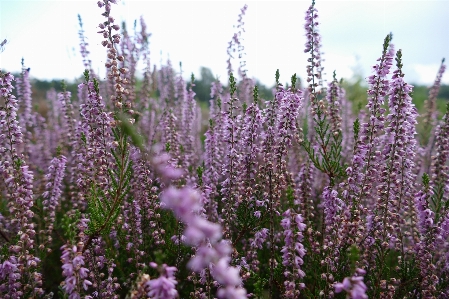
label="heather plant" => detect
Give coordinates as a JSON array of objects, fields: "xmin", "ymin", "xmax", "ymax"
[{"xmin": 0, "ymin": 0, "xmax": 448, "ymax": 298}]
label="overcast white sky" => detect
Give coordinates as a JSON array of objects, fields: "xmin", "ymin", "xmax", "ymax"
[{"xmin": 0, "ymin": 0, "xmax": 448, "ymax": 87}]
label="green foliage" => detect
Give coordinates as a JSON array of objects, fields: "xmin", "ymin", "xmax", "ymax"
[
  {"xmin": 422, "ymin": 172, "xmax": 430, "ymax": 187},
  {"xmin": 250, "ymin": 270, "xmax": 269, "ymax": 299},
  {"xmin": 83, "ymin": 69, "xmax": 90, "ymax": 83},
  {"xmin": 118, "ymin": 113, "xmax": 144, "ymax": 148},
  {"xmin": 301, "ymin": 72, "xmax": 347, "ymax": 187},
  {"xmin": 165, "ymin": 142, "xmax": 171, "ymax": 153},
  {"xmin": 85, "ymin": 129, "xmax": 132, "ymax": 242},
  {"xmin": 383, "ymin": 32, "xmax": 392, "ymax": 53},
  {"xmin": 13, "ymin": 156, "xmax": 24, "ymax": 168},
  {"xmin": 56, "ymin": 145, "xmax": 62, "ymax": 156},
  {"xmin": 429, "ymin": 103, "xmax": 449, "ymax": 223},
  {"xmin": 93, "ymin": 77, "xmax": 100, "ymax": 94},
  {"xmin": 432, "ymin": 179, "xmax": 449, "ymax": 224},
  {"xmin": 256, "ymin": 81, "xmax": 275, "ymax": 103},
  {"xmin": 61, "ymin": 79, "xmax": 67, "ymax": 92},
  {"xmin": 347, "ymin": 244, "xmax": 360, "ymax": 274},
  {"xmin": 60, "ymin": 211, "xmax": 81, "ymax": 244},
  {"xmin": 235, "ymin": 201, "xmax": 265, "ymax": 238},
  {"xmin": 291, "ymin": 73, "xmax": 297, "ymax": 92},
  {"xmin": 395, "ymin": 253, "xmax": 420, "ymax": 298},
  {"xmin": 341, "ymin": 77, "xmax": 367, "ymax": 114},
  {"xmin": 253, "ymin": 85, "xmax": 259, "ymax": 105},
  {"xmin": 196, "ymin": 165, "xmax": 204, "ymax": 186},
  {"xmin": 86, "ymin": 185, "xmax": 110, "ymax": 235},
  {"xmin": 395, "ymin": 49, "xmax": 403, "ymax": 71},
  {"xmin": 216, "ymin": 95, "xmax": 222, "ymax": 109},
  {"xmin": 230, "ymin": 72, "xmax": 237, "ymax": 97},
  {"xmin": 58, "ymin": 286, "xmax": 69, "ymax": 299},
  {"xmin": 301, "ymin": 111, "xmax": 347, "ymax": 187},
  {"xmin": 285, "ymin": 185, "xmax": 295, "ymax": 208},
  {"xmin": 191, "ymin": 67, "xmax": 215, "ymax": 103},
  {"xmin": 353, "ymin": 118, "xmax": 360, "ymax": 142},
  {"xmin": 80, "ymin": 132, "xmax": 87, "ymax": 145}
]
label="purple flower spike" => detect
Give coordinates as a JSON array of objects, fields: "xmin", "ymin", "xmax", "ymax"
[
  {"xmin": 41, "ymin": 154, "xmax": 67, "ymax": 246},
  {"xmin": 61, "ymin": 243, "xmax": 91, "ymax": 298},
  {"xmin": 281, "ymin": 208, "xmax": 306, "ymax": 298},
  {"xmin": 159, "ymin": 184, "xmax": 246, "ymax": 298}
]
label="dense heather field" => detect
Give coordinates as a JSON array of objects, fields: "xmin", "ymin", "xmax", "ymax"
[{"xmin": 1, "ymin": 0, "xmax": 448, "ymax": 298}]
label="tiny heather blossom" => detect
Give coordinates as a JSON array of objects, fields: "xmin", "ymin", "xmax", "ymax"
[
  {"xmin": 334, "ymin": 269, "xmax": 368, "ymax": 299},
  {"xmin": 160, "ymin": 186, "xmax": 202, "ymax": 221},
  {"xmin": 251, "ymin": 228, "xmax": 269, "ymax": 249},
  {"xmin": 146, "ymin": 264, "xmax": 178, "ymax": 299}
]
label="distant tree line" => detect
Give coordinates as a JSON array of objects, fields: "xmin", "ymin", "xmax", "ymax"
[
  {"xmin": 189, "ymin": 67, "xmax": 275, "ymax": 103},
  {"xmin": 7, "ymin": 67, "xmax": 449, "ymax": 114}
]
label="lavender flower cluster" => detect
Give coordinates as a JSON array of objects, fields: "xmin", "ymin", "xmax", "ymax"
[{"xmin": 0, "ymin": 0, "xmax": 448, "ymax": 298}]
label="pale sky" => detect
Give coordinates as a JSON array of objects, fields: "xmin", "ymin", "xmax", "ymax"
[{"xmin": 0, "ymin": 0, "xmax": 448, "ymax": 88}]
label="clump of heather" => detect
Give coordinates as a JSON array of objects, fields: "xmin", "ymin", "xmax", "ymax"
[
  {"xmin": 1, "ymin": 0, "xmax": 448, "ymax": 298},
  {"xmin": 0, "ymin": 74, "xmax": 45, "ymax": 298}
]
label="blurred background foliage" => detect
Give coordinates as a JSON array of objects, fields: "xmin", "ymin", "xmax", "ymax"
[{"xmin": 7, "ymin": 66, "xmax": 449, "ymax": 124}]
